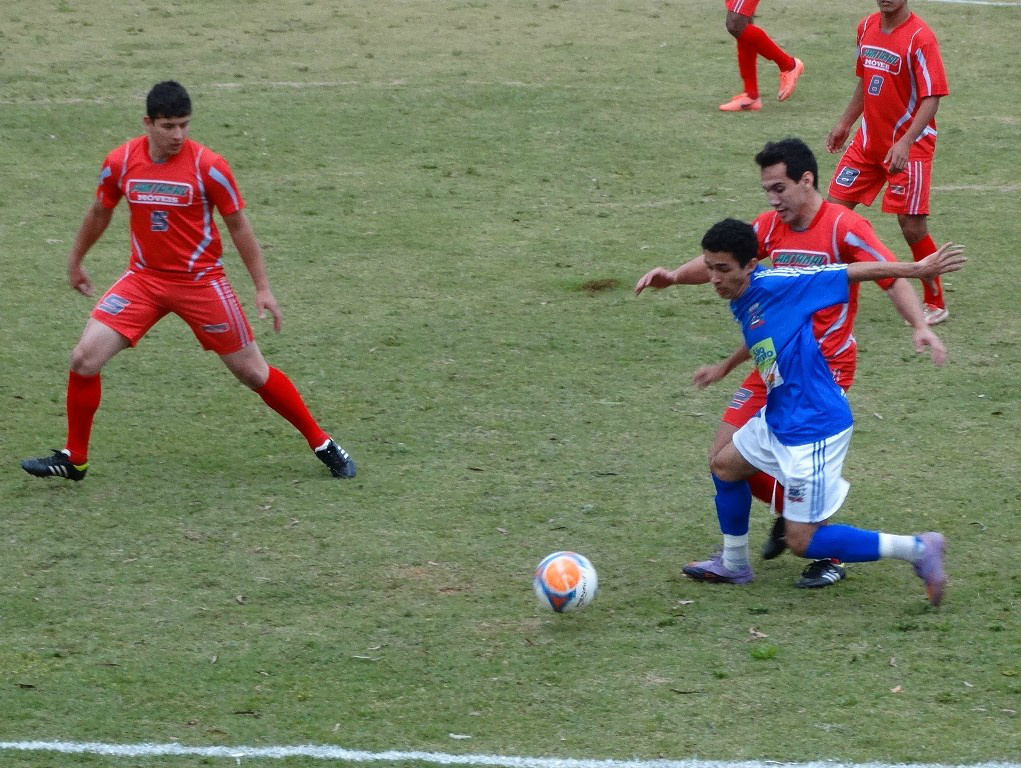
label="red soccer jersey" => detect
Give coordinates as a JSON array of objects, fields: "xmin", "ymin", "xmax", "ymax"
[
  {"xmin": 752, "ymin": 201, "xmax": 899, "ymax": 385},
  {"xmin": 96, "ymin": 136, "xmax": 245, "ymax": 277},
  {"xmin": 852, "ymin": 12, "xmax": 949, "ymax": 160}
]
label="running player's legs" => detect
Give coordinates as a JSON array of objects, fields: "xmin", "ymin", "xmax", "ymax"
[{"xmin": 827, "ymin": 142, "xmax": 886, "ymax": 207}]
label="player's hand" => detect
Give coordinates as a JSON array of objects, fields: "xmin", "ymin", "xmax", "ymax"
[
  {"xmin": 634, "ymin": 267, "xmax": 675, "ymax": 295},
  {"xmin": 825, "ymin": 125, "xmax": 850, "ymax": 154},
  {"xmin": 917, "ymin": 242, "xmax": 966, "ymax": 282},
  {"xmin": 256, "ymin": 288, "xmax": 283, "ymax": 333},
  {"xmin": 68, "ymin": 263, "xmax": 95, "ymax": 296},
  {"xmin": 913, "ymin": 326, "xmax": 947, "ymax": 367},
  {"xmin": 884, "ymin": 139, "xmax": 911, "ymax": 173},
  {"xmin": 692, "ymin": 362, "xmax": 729, "ymax": 390}
]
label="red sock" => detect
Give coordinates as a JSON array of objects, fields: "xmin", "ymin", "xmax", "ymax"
[
  {"xmin": 255, "ymin": 366, "xmax": 330, "ymax": 449},
  {"xmin": 736, "ymin": 37, "xmax": 759, "ymax": 99},
  {"xmin": 65, "ymin": 370, "xmax": 101, "ymax": 465},
  {"xmin": 910, "ymin": 235, "xmax": 944, "ymax": 307},
  {"xmin": 739, "ymin": 25, "xmax": 796, "ymax": 71},
  {"xmin": 747, "ymin": 471, "xmax": 785, "ymax": 514}
]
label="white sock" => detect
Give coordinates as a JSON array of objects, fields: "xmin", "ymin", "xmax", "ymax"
[
  {"xmin": 722, "ymin": 534, "xmax": 750, "ymax": 572},
  {"xmin": 878, "ymin": 533, "xmax": 923, "ymax": 562}
]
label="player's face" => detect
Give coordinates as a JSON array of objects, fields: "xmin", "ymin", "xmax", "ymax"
[
  {"xmin": 877, "ymin": 0, "xmax": 908, "ymax": 15},
  {"xmin": 704, "ymin": 250, "xmax": 757, "ymax": 300},
  {"xmin": 143, "ymin": 115, "xmax": 191, "ymax": 161},
  {"xmin": 761, "ymin": 163, "xmax": 814, "ymax": 227}
]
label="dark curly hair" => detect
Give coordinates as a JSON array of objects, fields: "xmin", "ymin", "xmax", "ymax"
[
  {"xmin": 701, "ymin": 218, "xmax": 759, "ymax": 267},
  {"xmin": 754, "ymin": 137, "xmax": 818, "ymax": 189}
]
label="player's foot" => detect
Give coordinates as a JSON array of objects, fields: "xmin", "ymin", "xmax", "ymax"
[
  {"xmin": 923, "ymin": 303, "xmax": 950, "ymax": 326},
  {"xmin": 777, "ymin": 58, "xmax": 804, "ymax": 101},
  {"xmin": 719, "ymin": 93, "xmax": 762, "ymax": 112},
  {"xmin": 21, "ymin": 449, "xmax": 88, "ymax": 481},
  {"xmin": 315, "ymin": 440, "xmax": 357, "ymax": 478},
  {"xmin": 761, "ymin": 515, "xmax": 788, "ymax": 560},
  {"xmin": 683, "ymin": 553, "xmax": 754, "ymax": 584},
  {"xmin": 912, "ymin": 532, "xmax": 947, "ymax": 607},
  {"xmin": 795, "ymin": 559, "xmax": 846, "ymax": 589}
]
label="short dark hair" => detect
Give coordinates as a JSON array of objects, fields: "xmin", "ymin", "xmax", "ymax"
[
  {"xmin": 701, "ymin": 218, "xmax": 759, "ymax": 267},
  {"xmin": 754, "ymin": 137, "xmax": 818, "ymax": 189},
  {"xmin": 146, "ymin": 81, "xmax": 191, "ymax": 119}
]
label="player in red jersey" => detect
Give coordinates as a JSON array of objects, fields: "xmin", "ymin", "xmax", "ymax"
[
  {"xmin": 718, "ymin": 0, "xmax": 804, "ymax": 112},
  {"xmin": 635, "ymin": 138, "xmax": 948, "ymax": 588},
  {"xmin": 826, "ymin": 0, "xmax": 951, "ymax": 325},
  {"xmin": 21, "ymin": 81, "xmax": 356, "ymax": 482}
]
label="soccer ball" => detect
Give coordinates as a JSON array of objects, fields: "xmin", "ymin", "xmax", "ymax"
[{"xmin": 533, "ymin": 551, "xmax": 598, "ymax": 613}]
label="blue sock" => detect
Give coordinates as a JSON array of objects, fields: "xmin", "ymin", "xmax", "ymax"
[
  {"xmin": 804, "ymin": 524, "xmax": 881, "ymax": 562},
  {"xmin": 713, "ymin": 474, "xmax": 751, "ymax": 536}
]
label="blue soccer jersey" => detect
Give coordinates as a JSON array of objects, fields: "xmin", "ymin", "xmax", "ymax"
[{"xmin": 731, "ymin": 265, "xmax": 854, "ymax": 445}]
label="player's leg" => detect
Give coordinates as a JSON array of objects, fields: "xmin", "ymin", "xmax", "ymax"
[
  {"xmin": 179, "ymin": 275, "xmax": 356, "ymax": 478},
  {"xmin": 883, "ymin": 158, "xmax": 948, "ymax": 324},
  {"xmin": 218, "ymin": 341, "xmax": 357, "ymax": 479},
  {"xmin": 720, "ymin": 7, "xmax": 762, "ymax": 111},
  {"xmin": 21, "ymin": 273, "xmax": 148, "ymax": 481},
  {"xmin": 779, "ymin": 428, "xmax": 946, "ymax": 606},
  {"xmin": 723, "ymin": 0, "xmax": 802, "ymax": 102},
  {"xmin": 718, "ymin": 376, "xmax": 790, "ymax": 559},
  {"xmin": 736, "ymin": 25, "xmax": 801, "ymax": 101},
  {"xmin": 683, "ymin": 416, "xmax": 764, "ymax": 585}
]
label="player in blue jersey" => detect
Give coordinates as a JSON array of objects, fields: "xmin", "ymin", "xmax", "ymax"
[{"xmin": 679, "ymin": 218, "xmax": 964, "ymax": 606}]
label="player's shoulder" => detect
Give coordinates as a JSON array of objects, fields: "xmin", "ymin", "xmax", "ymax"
[
  {"xmin": 824, "ymin": 201, "xmax": 868, "ymax": 227},
  {"xmin": 906, "ymin": 13, "xmax": 941, "ymax": 44},
  {"xmin": 182, "ymin": 139, "xmax": 230, "ymax": 170},
  {"xmin": 104, "ymin": 135, "xmax": 144, "ymax": 163},
  {"xmin": 857, "ymin": 13, "xmax": 878, "ymax": 36}
]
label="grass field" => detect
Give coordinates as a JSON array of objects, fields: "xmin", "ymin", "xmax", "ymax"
[{"xmin": 1, "ymin": 1, "xmax": 1019, "ymax": 766}]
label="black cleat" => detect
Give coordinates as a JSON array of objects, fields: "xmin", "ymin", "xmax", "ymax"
[
  {"xmin": 315, "ymin": 440, "xmax": 356, "ymax": 478},
  {"xmin": 22, "ymin": 450, "xmax": 88, "ymax": 481},
  {"xmin": 761, "ymin": 515, "xmax": 787, "ymax": 560},
  {"xmin": 795, "ymin": 559, "xmax": 846, "ymax": 589}
]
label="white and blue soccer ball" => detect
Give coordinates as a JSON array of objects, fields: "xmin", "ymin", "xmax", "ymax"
[{"xmin": 533, "ymin": 551, "xmax": 598, "ymax": 613}]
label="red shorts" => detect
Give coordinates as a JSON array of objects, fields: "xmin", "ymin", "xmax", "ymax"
[
  {"xmin": 828, "ymin": 141, "xmax": 933, "ymax": 216},
  {"xmin": 722, "ymin": 362, "xmax": 855, "ymax": 428},
  {"xmin": 726, "ymin": 0, "xmax": 760, "ymax": 16},
  {"xmin": 92, "ymin": 269, "xmax": 254, "ymax": 355}
]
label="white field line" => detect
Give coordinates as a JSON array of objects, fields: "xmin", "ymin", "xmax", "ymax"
[{"xmin": 0, "ymin": 742, "xmax": 1020, "ymax": 768}]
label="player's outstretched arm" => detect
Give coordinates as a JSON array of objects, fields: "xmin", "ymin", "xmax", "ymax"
[
  {"xmin": 635, "ymin": 254, "xmax": 710, "ymax": 295},
  {"xmin": 847, "ymin": 243, "xmax": 966, "ymax": 284},
  {"xmin": 223, "ymin": 210, "xmax": 283, "ymax": 333},
  {"xmin": 67, "ymin": 200, "xmax": 114, "ymax": 297}
]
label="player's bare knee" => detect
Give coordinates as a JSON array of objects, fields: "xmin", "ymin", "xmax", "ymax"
[
  {"xmin": 898, "ymin": 214, "xmax": 928, "ymax": 244},
  {"xmin": 726, "ymin": 17, "xmax": 746, "ymax": 37},
  {"xmin": 235, "ymin": 367, "xmax": 268, "ymax": 390},
  {"xmin": 783, "ymin": 523, "xmax": 816, "ymax": 557},
  {"xmin": 709, "ymin": 453, "xmax": 742, "ymax": 482},
  {"xmin": 69, "ymin": 345, "xmax": 103, "ymax": 377}
]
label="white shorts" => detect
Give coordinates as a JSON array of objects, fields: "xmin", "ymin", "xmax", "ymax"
[{"xmin": 732, "ymin": 410, "xmax": 852, "ymax": 524}]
